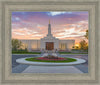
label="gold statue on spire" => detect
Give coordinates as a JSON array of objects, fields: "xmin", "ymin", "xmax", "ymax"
[{"xmin": 49, "ymin": 19, "xmax": 50, "ymax": 24}]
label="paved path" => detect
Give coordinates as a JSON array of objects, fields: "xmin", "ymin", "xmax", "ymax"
[
  {"xmin": 12, "ymin": 54, "xmax": 88, "ymax": 73},
  {"xmin": 22, "ymin": 66, "xmax": 83, "ymax": 73}
]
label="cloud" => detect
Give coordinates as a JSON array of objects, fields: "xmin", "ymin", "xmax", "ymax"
[
  {"xmin": 14, "ymin": 32, "xmax": 25, "ymax": 35},
  {"xmin": 12, "ymin": 12, "xmax": 88, "ymax": 43},
  {"xmin": 15, "ymin": 17, "xmax": 20, "ymax": 21},
  {"xmin": 12, "ymin": 17, "xmax": 21, "ymax": 22},
  {"xmin": 47, "ymin": 12, "xmax": 67, "ymax": 16}
]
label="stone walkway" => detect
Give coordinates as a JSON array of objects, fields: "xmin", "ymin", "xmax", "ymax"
[{"xmin": 22, "ymin": 66, "xmax": 83, "ymax": 73}]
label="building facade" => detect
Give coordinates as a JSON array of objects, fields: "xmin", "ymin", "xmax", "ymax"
[{"xmin": 20, "ymin": 21, "xmax": 75, "ymax": 52}]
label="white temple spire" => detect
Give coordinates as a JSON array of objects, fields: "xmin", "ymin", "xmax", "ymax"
[
  {"xmin": 49, "ymin": 19, "xmax": 50, "ymax": 24},
  {"xmin": 47, "ymin": 19, "xmax": 52, "ymax": 36}
]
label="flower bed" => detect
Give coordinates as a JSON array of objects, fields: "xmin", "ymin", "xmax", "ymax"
[
  {"xmin": 25, "ymin": 57, "xmax": 77, "ymax": 63},
  {"xmin": 37, "ymin": 57, "xmax": 66, "ymax": 61}
]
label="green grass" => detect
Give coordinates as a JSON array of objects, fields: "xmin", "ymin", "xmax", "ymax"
[
  {"xmin": 12, "ymin": 51, "xmax": 87, "ymax": 54},
  {"xmin": 12, "ymin": 51, "xmax": 41, "ymax": 54},
  {"xmin": 59, "ymin": 52, "xmax": 88, "ymax": 54},
  {"xmin": 25, "ymin": 57, "xmax": 77, "ymax": 63}
]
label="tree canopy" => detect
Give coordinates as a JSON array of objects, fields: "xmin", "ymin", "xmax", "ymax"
[
  {"xmin": 84, "ymin": 30, "xmax": 88, "ymax": 39},
  {"xmin": 79, "ymin": 40, "xmax": 88, "ymax": 50},
  {"xmin": 12, "ymin": 39, "xmax": 22, "ymax": 51}
]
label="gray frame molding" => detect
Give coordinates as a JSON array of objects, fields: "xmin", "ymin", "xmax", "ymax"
[{"xmin": 0, "ymin": 0, "xmax": 99, "ymax": 85}]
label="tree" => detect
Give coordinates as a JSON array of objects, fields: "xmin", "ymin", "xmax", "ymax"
[
  {"xmin": 79, "ymin": 40, "xmax": 88, "ymax": 50},
  {"xmin": 12, "ymin": 39, "xmax": 22, "ymax": 51},
  {"xmin": 25, "ymin": 48, "xmax": 28, "ymax": 52},
  {"xmin": 72, "ymin": 46, "xmax": 79, "ymax": 49},
  {"xmin": 84, "ymin": 30, "xmax": 88, "ymax": 39}
]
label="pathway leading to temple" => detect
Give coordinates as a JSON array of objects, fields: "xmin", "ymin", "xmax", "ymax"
[{"xmin": 22, "ymin": 66, "xmax": 83, "ymax": 73}]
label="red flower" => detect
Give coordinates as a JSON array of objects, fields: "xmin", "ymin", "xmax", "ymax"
[{"xmin": 37, "ymin": 57, "xmax": 66, "ymax": 61}]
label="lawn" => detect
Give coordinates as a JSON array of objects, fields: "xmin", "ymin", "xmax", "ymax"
[
  {"xmin": 12, "ymin": 51, "xmax": 87, "ymax": 54},
  {"xmin": 12, "ymin": 51, "xmax": 41, "ymax": 54},
  {"xmin": 59, "ymin": 52, "xmax": 88, "ymax": 54},
  {"xmin": 25, "ymin": 57, "xmax": 77, "ymax": 63}
]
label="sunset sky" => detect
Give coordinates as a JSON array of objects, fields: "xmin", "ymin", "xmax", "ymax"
[{"xmin": 12, "ymin": 11, "xmax": 88, "ymax": 44}]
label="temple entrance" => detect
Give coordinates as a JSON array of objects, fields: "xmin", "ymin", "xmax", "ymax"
[{"xmin": 46, "ymin": 42, "xmax": 54, "ymax": 50}]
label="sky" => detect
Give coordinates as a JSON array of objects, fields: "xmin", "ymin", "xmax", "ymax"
[{"xmin": 12, "ymin": 11, "xmax": 88, "ymax": 44}]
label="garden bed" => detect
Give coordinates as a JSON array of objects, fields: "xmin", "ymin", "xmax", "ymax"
[{"xmin": 25, "ymin": 57, "xmax": 77, "ymax": 63}]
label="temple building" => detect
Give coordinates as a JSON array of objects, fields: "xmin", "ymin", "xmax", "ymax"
[{"xmin": 20, "ymin": 20, "xmax": 75, "ymax": 52}]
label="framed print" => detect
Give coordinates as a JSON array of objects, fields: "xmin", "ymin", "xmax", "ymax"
[
  {"xmin": 0, "ymin": 0, "xmax": 99, "ymax": 85},
  {"xmin": 12, "ymin": 11, "xmax": 89, "ymax": 73}
]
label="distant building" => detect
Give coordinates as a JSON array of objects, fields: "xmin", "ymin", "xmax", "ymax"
[{"xmin": 20, "ymin": 20, "xmax": 75, "ymax": 52}]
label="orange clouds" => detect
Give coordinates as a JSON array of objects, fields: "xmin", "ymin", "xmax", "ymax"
[
  {"xmin": 12, "ymin": 12, "xmax": 88, "ymax": 44},
  {"xmin": 12, "ymin": 20, "xmax": 88, "ymax": 44}
]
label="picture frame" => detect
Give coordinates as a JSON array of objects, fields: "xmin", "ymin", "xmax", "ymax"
[{"xmin": 0, "ymin": 0, "xmax": 99, "ymax": 85}]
